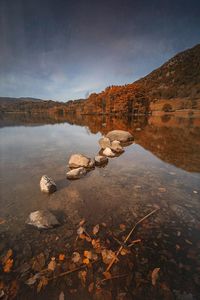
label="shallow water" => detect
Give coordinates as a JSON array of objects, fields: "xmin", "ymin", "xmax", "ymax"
[{"xmin": 0, "ymin": 113, "xmax": 200, "ymax": 299}]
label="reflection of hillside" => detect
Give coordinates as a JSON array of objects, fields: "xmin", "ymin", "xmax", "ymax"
[
  {"xmin": 0, "ymin": 112, "xmax": 68, "ymax": 127},
  {"xmin": 1, "ymin": 112, "xmax": 200, "ymax": 172},
  {"xmin": 64, "ymin": 114, "xmax": 200, "ymax": 173}
]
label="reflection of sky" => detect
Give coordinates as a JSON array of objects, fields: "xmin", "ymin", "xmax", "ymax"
[
  {"xmin": 0, "ymin": 124, "xmax": 101, "ymax": 167},
  {"xmin": 0, "ymin": 0, "xmax": 200, "ymax": 100}
]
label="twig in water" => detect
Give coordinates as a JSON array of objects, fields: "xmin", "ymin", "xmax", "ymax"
[{"xmin": 105, "ymin": 208, "xmax": 160, "ymax": 272}]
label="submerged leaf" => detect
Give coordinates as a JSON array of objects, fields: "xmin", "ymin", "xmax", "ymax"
[
  {"xmin": 83, "ymin": 258, "xmax": 90, "ymax": 265},
  {"xmin": 77, "ymin": 226, "xmax": 84, "ymax": 235},
  {"xmin": 3, "ymin": 258, "xmax": 13, "ymax": 273},
  {"xmin": 48, "ymin": 257, "xmax": 56, "ymax": 271},
  {"xmin": 101, "ymin": 249, "xmax": 116, "ymax": 265},
  {"xmin": 84, "ymin": 251, "xmax": 92, "ymax": 260},
  {"xmin": 78, "ymin": 270, "xmax": 87, "ymax": 286},
  {"xmin": 93, "ymin": 224, "xmax": 100, "ymax": 235},
  {"xmin": 88, "ymin": 282, "xmax": 94, "ymax": 293},
  {"xmin": 59, "ymin": 254, "xmax": 65, "ymax": 261},
  {"xmin": 72, "ymin": 252, "xmax": 81, "ymax": 264},
  {"xmin": 37, "ymin": 276, "xmax": 48, "ymax": 293},
  {"xmin": 103, "ymin": 271, "xmax": 112, "ymax": 279},
  {"xmin": 151, "ymin": 267, "xmax": 160, "ymax": 286}
]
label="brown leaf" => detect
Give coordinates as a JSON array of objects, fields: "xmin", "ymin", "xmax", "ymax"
[
  {"xmin": 71, "ymin": 252, "xmax": 81, "ymax": 264},
  {"xmin": 0, "ymin": 218, "xmax": 6, "ymax": 225},
  {"xmin": 93, "ymin": 224, "xmax": 100, "ymax": 235},
  {"xmin": 3, "ymin": 258, "xmax": 13, "ymax": 273},
  {"xmin": 79, "ymin": 219, "xmax": 85, "ymax": 226},
  {"xmin": 84, "ymin": 250, "xmax": 92, "ymax": 260},
  {"xmin": 103, "ymin": 271, "xmax": 112, "ymax": 279},
  {"xmin": 151, "ymin": 267, "xmax": 160, "ymax": 286},
  {"xmin": 48, "ymin": 257, "xmax": 56, "ymax": 271},
  {"xmin": 119, "ymin": 224, "xmax": 126, "ymax": 231},
  {"xmin": 88, "ymin": 282, "xmax": 94, "ymax": 293},
  {"xmin": 37, "ymin": 276, "xmax": 48, "ymax": 293},
  {"xmin": 32, "ymin": 253, "xmax": 45, "ymax": 272},
  {"xmin": 59, "ymin": 254, "xmax": 65, "ymax": 261},
  {"xmin": 101, "ymin": 249, "xmax": 116, "ymax": 265},
  {"xmin": 2, "ymin": 249, "xmax": 13, "ymax": 265},
  {"xmin": 77, "ymin": 226, "xmax": 84, "ymax": 235},
  {"xmin": 120, "ymin": 248, "xmax": 129, "ymax": 256},
  {"xmin": 78, "ymin": 270, "xmax": 87, "ymax": 286},
  {"xmin": 83, "ymin": 258, "xmax": 90, "ymax": 265}
]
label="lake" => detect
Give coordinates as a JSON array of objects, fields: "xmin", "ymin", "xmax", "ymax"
[{"xmin": 0, "ymin": 113, "xmax": 200, "ymax": 299}]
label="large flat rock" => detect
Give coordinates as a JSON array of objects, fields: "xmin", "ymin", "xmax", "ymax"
[{"xmin": 106, "ymin": 130, "xmax": 133, "ymax": 142}]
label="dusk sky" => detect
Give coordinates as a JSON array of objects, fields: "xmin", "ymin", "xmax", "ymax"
[{"xmin": 0, "ymin": 0, "xmax": 199, "ymax": 101}]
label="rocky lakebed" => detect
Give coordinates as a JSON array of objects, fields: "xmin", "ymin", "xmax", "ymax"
[{"xmin": 0, "ymin": 117, "xmax": 200, "ymax": 300}]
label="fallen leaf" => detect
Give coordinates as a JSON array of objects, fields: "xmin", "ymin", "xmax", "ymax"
[
  {"xmin": 101, "ymin": 223, "xmax": 107, "ymax": 227},
  {"xmin": 0, "ymin": 218, "xmax": 6, "ymax": 225},
  {"xmin": 120, "ymin": 248, "xmax": 129, "ymax": 256},
  {"xmin": 59, "ymin": 254, "xmax": 65, "ymax": 261},
  {"xmin": 158, "ymin": 187, "xmax": 166, "ymax": 193},
  {"xmin": 37, "ymin": 276, "xmax": 48, "ymax": 293},
  {"xmin": 48, "ymin": 257, "xmax": 56, "ymax": 271},
  {"xmin": 88, "ymin": 282, "xmax": 94, "ymax": 293},
  {"xmin": 79, "ymin": 219, "xmax": 85, "ymax": 226},
  {"xmin": 83, "ymin": 258, "xmax": 90, "ymax": 265},
  {"xmin": 185, "ymin": 239, "xmax": 193, "ymax": 245},
  {"xmin": 71, "ymin": 252, "xmax": 81, "ymax": 264},
  {"xmin": 3, "ymin": 258, "xmax": 13, "ymax": 273},
  {"xmin": 84, "ymin": 251, "xmax": 92, "ymax": 260},
  {"xmin": 103, "ymin": 271, "xmax": 112, "ymax": 279},
  {"xmin": 93, "ymin": 224, "xmax": 100, "ymax": 235},
  {"xmin": 119, "ymin": 224, "xmax": 126, "ymax": 231},
  {"xmin": 77, "ymin": 226, "xmax": 84, "ymax": 235},
  {"xmin": 26, "ymin": 273, "xmax": 40, "ymax": 285},
  {"xmin": 101, "ymin": 249, "xmax": 116, "ymax": 265},
  {"xmin": 32, "ymin": 253, "xmax": 45, "ymax": 272},
  {"xmin": 151, "ymin": 268, "xmax": 160, "ymax": 286},
  {"xmin": 59, "ymin": 291, "xmax": 65, "ymax": 300},
  {"xmin": 78, "ymin": 270, "xmax": 87, "ymax": 286},
  {"xmin": 2, "ymin": 249, "xmax": 13, "ymax": 265},
  {"xmin": 92, "ymin": 239, "xmax": 101, "ymax": 252}
]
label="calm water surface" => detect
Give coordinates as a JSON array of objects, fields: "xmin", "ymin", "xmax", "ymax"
[{"xmin": 0, "ymin": 113, "xmax": 200, "ymax": 299}]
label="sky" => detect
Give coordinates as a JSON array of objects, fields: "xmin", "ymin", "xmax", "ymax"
[{"xmin": 0, "ymin": 0, "xmax": 199, "ymax": 101}]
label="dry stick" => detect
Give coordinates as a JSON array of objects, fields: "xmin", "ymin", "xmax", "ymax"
[
  {"xmin": 105, "ymin": 208, "xmax": 160, "ymax": 273},
  {"xmin": 100, "ymin": 273, "xmax": 128, "ymax": 284}
]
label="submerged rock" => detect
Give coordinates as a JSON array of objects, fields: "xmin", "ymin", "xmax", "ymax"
[
  {"xmin": 111, "ymin": 140, "xmax": 124, "ymax": 153},
  {"xmin": 106, "ymin": 130, "xmax": 133, "ymax": 142},
  {"xmin": 66, "ymin": 167, "xmax": 87, "ymax": 179},
  {"xmin": 95, "ymin": 155, "xmax": 108, "ymax": 166},
  {"xmin": 26, "ymin": 210, "xmax": 60, "ymax": 229},
  {"xmin": 99, "ymin": 137, "xmax": 111, "ymax": 149},
  {"xmin": 68, "ymin": 154, "xmax": 94, "ymax": 169},
  {"xmin": 103, "ymin": 147, "xmax": 115, "ymax": 157},
  {"xmin": 40, "ymin": 175, "xmax": 57, "ymax": 194}
]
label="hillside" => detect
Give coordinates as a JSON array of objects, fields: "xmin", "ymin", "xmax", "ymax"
[
  {"xmin": 60, "ymin": 44, "xmax": 200, "ymax": 115},
  {"xmin": 1, "ymin": 44, "xmax": 200, "ymax": 115}
]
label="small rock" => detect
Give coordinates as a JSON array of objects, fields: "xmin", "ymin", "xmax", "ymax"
[
  {"xmin": 111, "ymin": 140, "xmax": 124, "ymax": 153},
  {"xmin": 40, "ymin": 175, "xmax": 57, "ymax": 194},
  {"xmin": 106, "ymin": 130, "xmax": 133, "ymax": 142},
  {"xmin": 26, "ymin": 210, "xmax": 60, "ymax": 229},
  {"xmin": 95, "ymin": 155, "xmax": 108, "ymax": 166},
  {"xmin": 99, "ymin": 137, "xmax": 111, "ymax": 149},
  {"xmin": 68, "ymin": 154, "xmax": 94, "ymax": 168},
  {"xmin": 103, "ymin": 147, "xmax": 115, "ymax": 157},
  {"xmin": 66, "ymin": 167, "xmax": 87, "ymax": 179}
]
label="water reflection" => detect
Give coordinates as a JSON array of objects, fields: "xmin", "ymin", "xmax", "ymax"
[
  {"xmin": 1, "ymin": 112, "xmax": 199, "ymax": 172},
  {"xmin": 0, "ymin": 112, "xmax": 200, "ymax": 299}
]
